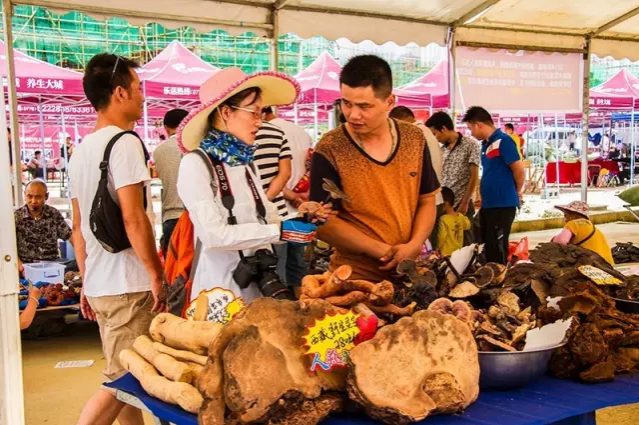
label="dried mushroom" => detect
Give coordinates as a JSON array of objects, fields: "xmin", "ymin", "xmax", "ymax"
[{"xmin": 449, "ymin": 282, "xmax": 480, "ymax": 299}]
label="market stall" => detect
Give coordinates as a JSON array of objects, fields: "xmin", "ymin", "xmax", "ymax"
[{"xmin": 81, "ymin": 239, "xmax": 639, "ymax": 425}]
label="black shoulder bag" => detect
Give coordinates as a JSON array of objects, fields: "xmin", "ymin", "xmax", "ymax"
[
  {"xmin": 575, "ymin": 223, "xmax": 597, "ymax": 247},
  {"xmin": 90, "ymin": 131, "xmax": 149, "ymax": 253}
]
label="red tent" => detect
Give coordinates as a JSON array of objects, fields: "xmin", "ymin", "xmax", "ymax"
[
  {"xmin": 137, "ymin": 40, "xmax": 220, "ymax": 101},
  {"xmin": 399, "ymin": 60, "xmax": 449, "ymax": 109},
  {"xmin": 592, "ymin": 69, "xmax": 639, "ymax": 109},
  {"xmin": 294, "ymin": 51, "xmax": 342, "ymax": 105},
  {"xmin": 0, "ymin": 41, "xmax": 84, "ymax": 98}
]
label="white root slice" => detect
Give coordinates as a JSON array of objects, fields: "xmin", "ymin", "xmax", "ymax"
[
  {"xmin": 153, "ymin": 342, "xmax": 208, "ymax": 366},
  {"xmin": 120, "ymin": 349, "xmax": 203, "ymax": 414},
  {"xmin": 133, "ymin": 336, "xmax": 193, "ymax": 383}
]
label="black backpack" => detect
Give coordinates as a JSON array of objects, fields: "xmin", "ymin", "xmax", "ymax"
[{"xmin": 90, "ymin": 130, "xmax": 149, "ymax": 253}]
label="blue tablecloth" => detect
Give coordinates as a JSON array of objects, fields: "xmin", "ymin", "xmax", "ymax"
[{"xmin": 105, "ymin": 373, "xmax": 639, "ymax": 425}]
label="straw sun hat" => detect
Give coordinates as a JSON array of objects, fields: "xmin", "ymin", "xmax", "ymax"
[
  {"xmin": 555, "ymin": 200, "xmax": 590, "ymax": 219},
  {"xmin": 176, "ymin": 67, "xmax": 300, "ymax": 152}
]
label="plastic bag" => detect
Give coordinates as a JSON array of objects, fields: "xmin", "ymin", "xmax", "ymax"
[{"xmin": 508, "ymin": 237, "xmax": 529, "ymax": 263}]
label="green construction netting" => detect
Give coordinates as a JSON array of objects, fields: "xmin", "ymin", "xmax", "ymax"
[
  {"xmin": 0, "ymin": 6, "xmax": 635, "ymax": 88},
  {"xmin": 0, "ymin": 6, "xmax": 437, "ymax": 86}
]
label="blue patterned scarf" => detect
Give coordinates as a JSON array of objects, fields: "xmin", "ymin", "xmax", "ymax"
[{"xmin": 199, "ymin": 129, "xmax": 256, "ymax": 166}]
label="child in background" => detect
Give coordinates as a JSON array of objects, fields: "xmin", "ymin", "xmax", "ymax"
[{"xmin": 438, "ymin": 187, "xmax": 471, "ymax": 257}]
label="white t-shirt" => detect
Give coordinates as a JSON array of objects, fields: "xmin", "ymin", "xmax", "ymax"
[
  {"xmin": 69, "ymin": 126, "xmax": 154, "ymax": 297},
  {"xmin": 271, "ymin": 118, "xmax": 312, "ymax": 215}
]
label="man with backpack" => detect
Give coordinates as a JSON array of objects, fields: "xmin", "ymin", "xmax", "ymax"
[{"xmin": 69, "ymin": 53, "xmax": 165, "ymax": 425}]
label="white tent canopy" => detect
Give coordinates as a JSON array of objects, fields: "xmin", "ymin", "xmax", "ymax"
[{"xmin": 12, "ymin": 0, "xmax": 639, "ymax": 59}]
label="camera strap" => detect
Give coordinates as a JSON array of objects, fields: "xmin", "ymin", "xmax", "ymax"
[
  {"xmin": 205, "ymin": 153, "xmax": 274, "ymax": 261},
  {"xmin": 206, "ymin": 154, "xmax": 267, "ymax": 225}
]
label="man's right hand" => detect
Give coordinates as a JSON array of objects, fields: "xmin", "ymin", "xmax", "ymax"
[
  {"xmin": 80, "ymin": 289, "xmax": 96, "ymax": 321},
  {"xmin": 474, "ymin": 199, "xmax": 482, "ymax": 210},
  {"xmin": 151, "ymin": 278, "xmax": 167, "ymax": 314}
]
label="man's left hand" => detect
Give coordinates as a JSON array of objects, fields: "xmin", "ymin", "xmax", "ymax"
[{"xmin": 379, "ymin": 242, "xmax": 422, "ymax": 271}]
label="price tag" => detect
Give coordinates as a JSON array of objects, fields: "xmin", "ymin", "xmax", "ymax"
[
  {"xmin": 186, "ymin": 288, "xmax": 246, "ymax": 324},
  {"xmin": 302, "ymin": 311, "xmax": 377, "ymax": 372},
  {"xmin": 578, "ymin": 265, "xmax": 624, "ymax": 286}
]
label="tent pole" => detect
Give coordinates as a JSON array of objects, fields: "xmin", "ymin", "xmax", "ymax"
[
  {"xmin": 314, "ymin": 102, "xmax": 319, "ymax": 143},
  {"xmin": 294, "ymin": 103, "xmax": 299, "ymax": 125},
  {"xmin": 74, "ymin": 120, "xmax": 80, "ymax": 144},
  {"xmin": 631, "ymin": 107, "xmax": 635, "ymax": 186},
  {"xmin": 61, "ymin": 110, "xmax": 70, "ymax": 205},
  {"xmin": 448, "ymin": 27, "xmax": 457, "ymax": 114},
  {"xmin": 38, "ymin": 99, "xmax": 46, "ymax": 181},
  {"xmin": 555, "ymin": 113, "xmax": 560, "ymax": 195},
  {"xmin": 271, "ymin": 9, "xmax": 279, "ymax": 71},
  {"xmin": 542, "ymin": 113, "xmax": 549, "ymax": 198},
  {"xmin": 0, "ymin": 58, "xmax": 26, "ymax": 425},
  {"xmin": 143, "ymin": 82, "xmax": 149, "ymax": 142},
  {"xmin": 3, "ymin": 0, "xmax": 22, "ymax": 206},
  {"xmin": 581, "ymin": 38, "xmax": 592, "ymax": 202}
]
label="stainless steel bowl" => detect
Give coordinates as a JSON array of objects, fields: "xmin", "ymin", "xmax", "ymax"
[
  {"xmin": 479, "ymin": 343, "xmax": 565, "ymax": 391},
  {"xmin": 613, "ymin": 298, "xmax": 639, "ymax": 314}
]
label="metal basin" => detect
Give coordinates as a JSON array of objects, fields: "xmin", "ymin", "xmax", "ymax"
[
  {"xmin": 479, "ymin": 343, "xmax": 565, "ymax": 391},
  {"xmin": 613, "ymin": 298, "xmax": 639, "ymax": 314}
]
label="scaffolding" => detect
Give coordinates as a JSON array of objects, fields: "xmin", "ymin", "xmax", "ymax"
[{"xmin": 0, "ymin": 6, "xmax": 440, "ymax": 86}]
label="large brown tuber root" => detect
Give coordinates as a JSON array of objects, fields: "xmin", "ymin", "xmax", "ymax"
[
  {"xmin": 198, "ymin": 298, "xmax": 346, "ymax": 425},
  {"xmin": 348, "ymin": 310, "xmax": 479, "ymax": 424},
  {"xmin": 149, "ymin": 313, "xmax": 222, "ymax": 355},
  {"xmin": 153, "ymin": 342, "xmax": 209, "ymax": 366},
  {"xmin": 120, "ymin": 349, "xmax": 203, "ymax": 413},
  {"xmin": 133, "ymin": 336, "xmax": 194, "ymax": 383}
]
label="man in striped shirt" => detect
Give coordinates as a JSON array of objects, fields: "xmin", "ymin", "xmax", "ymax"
[
  {"xmin": 254, "ymin": 116, "xmax": 292, "ymax": 218},
  {"xmin": 254, "ymin": 110, "xmax": 293, "ymax": 284}
]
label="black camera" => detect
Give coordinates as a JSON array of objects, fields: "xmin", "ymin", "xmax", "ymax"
[{"xmin": 233, "ymin": 249, "xmax": 294, "ymax": 300}]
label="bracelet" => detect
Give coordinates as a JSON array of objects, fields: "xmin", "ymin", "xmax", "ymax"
[{"xmin": 29, "ymin": 296, "xmax": 39, "ymax": 304}]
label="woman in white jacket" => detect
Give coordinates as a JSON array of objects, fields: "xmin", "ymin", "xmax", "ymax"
[{"xmin": 176, "ymin": 68, "xmax": 325, "ymax": 323}]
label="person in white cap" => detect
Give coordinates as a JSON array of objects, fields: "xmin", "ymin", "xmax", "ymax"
[
  {"xmin": 176, "ymin": 68, "xmax": 330, "ymax": 317},
  {"xmin": 551, "ymin": 200, "xmax": 613, "ymax": 264}
]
